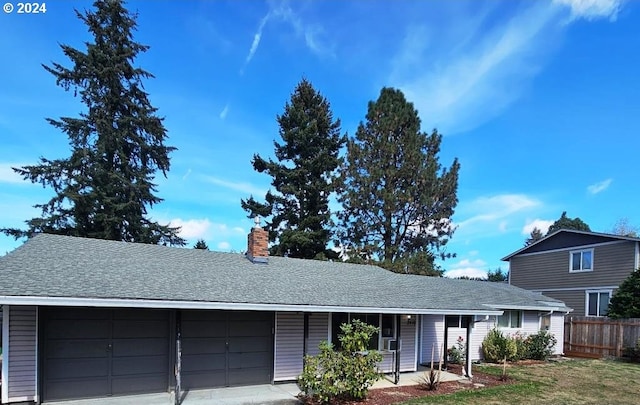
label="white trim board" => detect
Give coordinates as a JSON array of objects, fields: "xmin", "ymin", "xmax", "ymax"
[
  {"xmin": 0, "ymin": 296, "xmax": 503, "ymax": 316},
  {"xmin": 508, "ymin": 240, "xmax": 627, "ymax": 259},
  {"xmin": 532, "ymin": 286, "xmax": 618, "ymax": 293}
]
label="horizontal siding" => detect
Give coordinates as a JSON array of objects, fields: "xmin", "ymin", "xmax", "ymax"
[
  {"xmin": 8, "ymin": 306, "xmax": 37, "ymax": 401},
  {"xmin": 274, "ymin": 312, "xmax": 304, "ymax": 381},
  {"xmin": 399, "ymin": 316, "xmax": 417, "ymax": 372},
  {"xmin": 510, "ymin": 241, "xmax": 636, "ymax": 290},
  {"xmin": 420, "ymin": 315, "xmax": 444, "ymax": 365},
  {"xmin": 307, "ymin": 313, "xmax": 328, "ymax": 356},
  {"xmin": 541, "ymin": 290, "xmax": 590, "ymax": 317}
]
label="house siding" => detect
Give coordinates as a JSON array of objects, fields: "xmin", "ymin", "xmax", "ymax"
[
  {"xmin": 550, "ymin": 313, "xmax": 565, "ymax": 355},
  {"xmin": 7, "ymin": 306, "xmax": 37, "ymax": 403},
  {"xmin": 273, "ymin": 312, "xmax": 304, "ymax": 381},
  {"xmin": 510, "ymin": 241, "xmax": 635, "ymax": 290},
  {"xmin": 307, "ymin": 313, "xmax": 328, "ymax": 356},
  {"xmin": 420, "ymin": 315, "xmax": 444, "ymax": 365},
  {"xmin": 399, "ymin": 316, "xmax": 417, "ymax": 372}
]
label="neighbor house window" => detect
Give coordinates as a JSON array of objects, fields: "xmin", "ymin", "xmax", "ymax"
[
  {"xmin": 445, "ymin": 315, "xmax": 471, "ymax": 329},
  {"xmin": 570, "ymin": 249, "xmax": 593, "ymax": 272},
  {"xmin": 498, "ymin": 310, "xmax": 522, "ymax": 328},
  {"xmin": 586, "ymin": 290, "xmax": 611, "ymax": 317}
]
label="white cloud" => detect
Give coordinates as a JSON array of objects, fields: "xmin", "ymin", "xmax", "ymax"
[
  {"xmin": 242, "ymin": 13, "xmax": 270, "ymax": 73},
  {"xmin": 522, "ymin": 219, "xmax": 554, "ymax": 235},
  {"xmin": 587, "ymin": 178, "xmax": 613, "ymax": 195},
  {"xmin": 167, "ymin": 218, "xmax": 212, "ymax": 239},
  {"xmin": 553, "ymin": 0, "xmax": 623, "ymax": 21},
  {"xmin": 445, "ymin": 258, "xmax": 488, "ymax": 279},
  {"xmin": 219, "ymin": 104, "xmax": 229, "ymax": 120},
  {"xmin": 205, "ymin": 176, "xmax": 267, "ymax": 197},
  {"xmin": 217, "ymin": 241, "xmax": 232, "ymax": 250},
  {"xmin": 182, "ymin": 169, "xmax": 192, "ymax": 181},
  {"xmin": 457, "ymin": 194, "xmax": 540, "ymax": 231},
  {"xmin": 0, "ymin": 163, "xmax": 27, "ymax": 184}
]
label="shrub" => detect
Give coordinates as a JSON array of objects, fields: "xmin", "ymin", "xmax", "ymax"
[
  {"xmin": 447, "ymin": 336, "xmax": 466, "ymax": 364},
  {"xmin": 510, "ymin": 331, "xmax": 528, "ymax": 361},
  {"xmin": 525, "ymin": 330, "xmax": 557, "ymax": 361},
  {"xmin": 417, "ymin": 368, "xmax": 441, "ymax": 391},
  {"xmin": 298, "ymin": 319, "xmax": 383, "ymax": 403}
]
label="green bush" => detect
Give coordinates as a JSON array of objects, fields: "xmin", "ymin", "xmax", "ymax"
[
  {"xmin": 482, "ymin": 328, "xmax": 517, "ymax": 363},
  {"xmin": 510, "ymin": 331, "xmax": 528, "ymax": 361},
  {"xmin": 298, "ymin": 319, "xmax": 383, "ymax": 403},
  {"xmin": 525, "ymin": 330, "xmax": 557, "ymax": 361},
  {"xmin": 447, "ymin": 336, "xmax": 466, "ymax": 364}
]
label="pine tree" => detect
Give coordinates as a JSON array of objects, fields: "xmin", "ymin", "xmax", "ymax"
[
  {"xmin": 547, "ymin": 211, "xmax": 591, "ymax": 235},
  {"xmin": 607, "ymin": 268, "xmax": 640, "ymax": 319},
  {"xmin": 2, "ymin": 0, "xmax": 183, "ymax": 245},
  {"xmin": 337, "ymin": 87, "xmax": 460, "ymax": 275},
  {"xmin": 193, "ymin": 239, "xmax": 209, "ymax": 250},
  {"xmin": 524, "ymin": 227, "xmax": 544, "ymax": 246},
  {"xmin": 241, "ymin": 78, "xmax": 345, "ymax": 259},
  {"xmin": 486, "ymin": 268, "xmax": 508, "ymax": 282}
]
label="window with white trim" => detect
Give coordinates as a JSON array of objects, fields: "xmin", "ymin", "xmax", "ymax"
[
  {"xmin": 498, "ymin": 310, "xmax": 522, "ymax": 328},
  {"xmin": 330, "ymin": 313, "xmax": 395, "ymax": 350},
  {"xmin": 569, "ymin": 249, "xmax": 593, "ymax": 272},
  {"xmin": 586, "ymin": 290, "xmax": 610, "ymax": 317}
]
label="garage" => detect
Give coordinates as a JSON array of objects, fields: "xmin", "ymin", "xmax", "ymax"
[
  {"xmin": 180, "ymin": 310, "xmax": 273, "ymax": 389},
  {"xmin": 42, "ymin": 307, "xmax": 170, "ymax": 401}
]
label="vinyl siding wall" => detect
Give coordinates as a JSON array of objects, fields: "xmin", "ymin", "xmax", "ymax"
[
  {"xmin": 6, "ymin": 306, "xmax": 38, "ymax": 403},
  {"xmin": 539, "ymin": 290, "xmax": 590, "ymax": 317},
  {"xmin": 420, "ymin": 315, "xmax": 444, "ymax": 365},
  {"xmin": 273, "ymin": 312, "xmax": 304, "ymax": 381},
  {"xmin": 379, "ymin": 315, "xmax": 417, "ymax": 373},
  {"xmin": 550, "ymin": 313, "xmax": 565, "ymax": 355},
  {"xmin": 307, "ymin": 313, "xmax": 329, "ymax": 356},
  {"xmin": 510, "ymin": 241, "xmax": 636, "ymax": 290}
]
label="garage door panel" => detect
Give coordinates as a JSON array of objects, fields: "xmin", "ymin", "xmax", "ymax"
[
  {"xmin": 182, "ymin": 353, "xmax": 226, "ymax": 372},
  {"xmin": 112, "ymin": 375, "xmax": 168, "ymax": 395},
  {"xmin": 45, "ymin": 378, "xmax": 110, "ymax": 401},
  {"xmin": 182, "ymin": 310, "xmax": 227, "ymax": 322},
  {"xmin": 182, "ymin": 320, "xmax": 226, "ymax": 337},
  {"xmin": 46, "ymin": 339, "xmax": 110, "ymax": 358},
  {"xmin": 46, "ymin": 307, "xmax": 111, "ymax": 320},
  {"xmin": 182, "ymin": 371, "xmax": 226, "ymax": 390},
  {"xmin": 182, "ymin": 337, "xmax": 226, "ymax": 355},
  {"xmin": 113, "ymin": 319, "xmax": 168, "ymax": 338},
  {"xmin": 46, "ymin": 320, "xmax": 110, "ymax": 339},
  {"xmin": 114, "ymin": 308, "xmax": 168, "ymax": 320},
  {"xmin": 46, "ymin": 358, "xmax": 109, "ymax": 379},
  {"xmin": 228, "ymin": 369, "xmax": 270, "ymax": 386},
  {"xmin": 229, "ymin": 320, "xmax": 271, "ymax": 336},
  {"xmin": 228, "ymin": 351, "xmax": 271, "ymax": 369},
  {"xmin": 112, "ymin": 355, "xmax": 169, "ymax": 376},
  {"xmin": 113, "ymin": 337, "xmax": 168, "ymax": 356},
  {"xmin": 229, "ymin": 336, "xmax": 271, "ymax": 352}
]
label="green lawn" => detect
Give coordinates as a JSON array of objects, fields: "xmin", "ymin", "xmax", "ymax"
[{"xmin": 401, "ymin": 359, "xmax": 640, "ymax": 405}]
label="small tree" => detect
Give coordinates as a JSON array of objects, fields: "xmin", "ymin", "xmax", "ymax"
[
  {"xmin": 482, "ymin": 328, "xmax": 517, "ymax": 380},
  {"xmin": 524, "ymin": 227, "xmax": 544, "ymax": 246},
  {"xmin": 546, "ymin": 211, "xmax": 591, "ymax": 235},
  {"xmin": 608, "ymin": 268, "xmax": 640, "ymax": 319},
  {"xmin": 193, "ymin": 239, "xmax": 209, "ymax": 250},
  {"xmin": 487, "ymin": 268, "xmax": 508, "ymax": 282},
  {"xmin": 299, "ymin": 319, "xmax": 382, "ymax": 403}
]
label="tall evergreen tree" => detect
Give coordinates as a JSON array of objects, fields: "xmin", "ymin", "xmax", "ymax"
[
  {"xmin": 1, "ymin": 0, "xmax": 183, "ymax": 245},
  {"xmin": 547, "ymin": 211, "xmax": 591, "ymax": 235},
  {"xmin": 337, "ymin": 87, "xmax": 460, "ymax": 275},
  {"xmin": 193, "ymin": 239, "xmax": 209, "ymax": 250},
  {"xmin": 607, "ymin": 268, "xmax": 640, "ymax": 319},
  {"xmin": 524, "ymin": 227, "xmax": 544, "ymax": 246},
  {"xmin": 241, "ymin": 78, "xmax": 345, "ymax": 259}
]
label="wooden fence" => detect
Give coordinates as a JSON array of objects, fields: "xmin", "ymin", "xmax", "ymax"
[{"xmin": 564, "ymin": 316, "xmax": 640, "ymax": 358}]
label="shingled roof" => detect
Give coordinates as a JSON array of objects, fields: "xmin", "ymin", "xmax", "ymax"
[{"xmin": 0, "ymin": 233, "xmax": 571, "ymax": 314}]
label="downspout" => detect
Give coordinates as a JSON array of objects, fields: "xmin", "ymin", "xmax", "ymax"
[
  {"xmin": 443, "ymin": 317, "xmax": 448, "ymax": 370},
  {"xmin": 303, "ymin": 313, "xmax": 309, "ymax": 359},
  {"xmin": 465, "ymin": 317, "xmax": 473, "ymax": 379}
]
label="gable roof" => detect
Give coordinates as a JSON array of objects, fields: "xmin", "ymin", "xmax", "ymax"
[
  {"xmin": 501, "ymin": 229, "xmax": 640, "ymax": 261},
  {"xmin": 0, "ymin": 233, "xmax": 570, "ymax": 314}
]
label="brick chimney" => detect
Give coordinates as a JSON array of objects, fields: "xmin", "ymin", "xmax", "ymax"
[{"xmin": 247, "ymin": 217, "xmax": 269, "ymax": 264}]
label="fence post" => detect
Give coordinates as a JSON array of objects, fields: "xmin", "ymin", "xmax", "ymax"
[{"xmin": 616, "ymin": 321, "xmax": 624, "ymax": 358}]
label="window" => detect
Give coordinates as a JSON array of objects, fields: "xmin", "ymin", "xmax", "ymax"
[
  {"xmin": 445, "ymin": 315, "xmax": 471, "ymax": 329},
  {"xmin": 586, "ymin": 290, "xmax": 611, "ymax": 317},
  {"xmin": 498, "ymin": 310, "xmax": 522, "ymax": 328},
  {"xmin": 330, "ymin": 313, "xmax": 394, "ymax": 351},
  {"xmin": 540, "ymin": 314, "xmax": 551, "ymax": 331},
  {"xmin": 570, "ymin": 249, "xmax": 593, "ymax": 272}
]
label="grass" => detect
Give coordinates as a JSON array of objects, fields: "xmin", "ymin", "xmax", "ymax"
[{"xmin": 401, "ymin": 359, "xmax": 640, "ymax": 405}]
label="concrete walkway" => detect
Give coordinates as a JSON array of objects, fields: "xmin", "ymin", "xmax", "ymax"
[{"xmin": 44, "ymin": 370, "xmax": 464, "ymax": 405}]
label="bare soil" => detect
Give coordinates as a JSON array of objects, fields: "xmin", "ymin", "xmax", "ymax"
[{"xmin": 299, "ymin": 364, "xmax": 513, "ymax": 405}]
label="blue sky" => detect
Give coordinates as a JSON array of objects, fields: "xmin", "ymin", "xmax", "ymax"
[{"xmin": 1, "ymin": 0, "xmax": 639, "ymax": 278}]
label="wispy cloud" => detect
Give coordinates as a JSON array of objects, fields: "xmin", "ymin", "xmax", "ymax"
[
  {"xmin": 522, "ymin": 218, "xmax": 554, "ymax": 235},
  {"xmin": 587, "ymin": 178, "xmax": 613, "ymax": 194},
  {"xmin": 390, "ymin": 1, "xmax": 624, "ymax": 135},
  {"xmin": 167, "ymin": 218, "xmax": 212, "ymax": 239},
  {"xmin": 553, "ymin": 0, "xmax": 623, "ymax": 22},
  {"xmin": 217, "ymin": 241, "xmax": 232, "ymax": 250},
  {"xmin": 456, "ymin": 194, "xmax": 540, "ymax": 232},
  {"xmin": 182, "ymin": 169, "xmax": 192, "ymax": 181},
  {"xmin": 0, "ymin": 163, "xmax": 26, "ymax": 184},
  {"xmin": 219, "ymin": 104, "xmax": 229, "ymax": 120},
  {"xmin": 241, "ymin": 13, "xmax": 271, "ymax": 74},
  {"xmin": 205, "ymin": 176, "xmax": 267, "ymax": 197}
]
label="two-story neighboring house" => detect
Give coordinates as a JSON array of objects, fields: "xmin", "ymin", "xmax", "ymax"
[{"xmin": 502, "ymin": 229, "xmax": 640, "ymax": 317}]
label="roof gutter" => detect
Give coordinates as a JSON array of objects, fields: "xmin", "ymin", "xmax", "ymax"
[
  {"xmin": 0, "ymin": 296, "xmax": 503, "ymax": 316},
  {"xmin": 483, "ymin": 304, "xmax": 569, "ymax": 312}
]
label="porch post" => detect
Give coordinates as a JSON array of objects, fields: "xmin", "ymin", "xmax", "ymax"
[
  {"xmin": 394, "ymin": 314, "xmax": 401, "ymax": 384},
  {"xmin": 443, "ymin": 317, "xmax": 448, "ymax": 370},
  {"xmin": 465, "ymin": 318, "xmax": 473, "ymax": 378}
]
